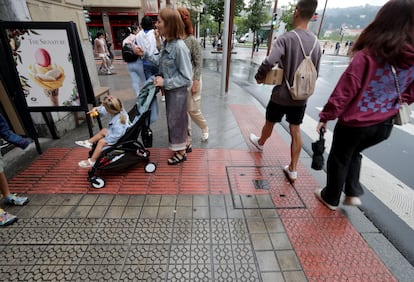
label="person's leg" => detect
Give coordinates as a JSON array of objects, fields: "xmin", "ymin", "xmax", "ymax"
[
  {"xmin": 186, "ymin": 112, "xmax": 193, "ymax": 152},
  {"xmin": 0, "ymin": 172, "xmax": 29, "ymax": 205},
  {"xmin": 166, "ymin": 87, "xmax": 188, "ymax": 164},
  {"xmin": 258, "ymin": 120, "xmax": 275, "ymax": 145},
  {"xmin": 127, "ymin": 63, "xmax": 141, "ymax": 97},
  {"xmin": 288, "ymin": 123, "xmax": 302, "ymax": 172},
  {"xmin": 249, "ymin": 101, "xmax": 281, "ymax": 151},
  {"xmin": 187, "ymin": 79, "xmax": 208, "ymax": 141},
  {"xmin": 285, "ymin": 105, "xmax": 306, "ymax": 172},
  {"xmin": 89, "ymin": 128, "xmax": 107, "ymax": 143},
  {"xmin": 258, "ymin": 101, "xmax": 283, "ymax": 145},
  {"xmin": 99, "ymin": 54, "xmax": 108, "ymax": 72},
  {"xmin": 78, "ymin": 139, "xmax": 108, "ymax": 168},
  {"xmin": 0, "ymin": 172, "xmax": 10, "ymax": 198},
  {"xmin": 102, "ymin": 56, "xmax": 111, "ymax": 73},
  {"xmin": 344, "ymin": 119, "xmax": 393, "ymax": 198},
  {"xmin": 135, "ymin": 60, "xmax": 146, "ymax": 92},
  {"xmin": 75, "ymin": 128, "xmax": 107, "ymax": 148},
  {"xmin": 322, "ymin": 123, "xmax": 361, "ymax": 206},
  {"xmin": 90, "ymin": 139, "xmax": 107, "ymax": 162}
]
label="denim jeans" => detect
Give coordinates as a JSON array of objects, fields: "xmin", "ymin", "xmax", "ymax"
[
  {"xmin": 143, "ymin": 61, "xmax": 159, "ymax": 81},
  {"xmin": 0, "ymin": 114, "xmax": 29, "ymax": 149},
  {"xmin": 321, "ymin": 118, "xmax": 394, "ymax": 206},
  {"xmin": 127, "ymin": 59, "xmax": 146, "ymax": 97}
]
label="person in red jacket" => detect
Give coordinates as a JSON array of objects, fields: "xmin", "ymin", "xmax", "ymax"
[{"xmin": 315, "ymin": 0, "xmax": 414, "ymax": 210}]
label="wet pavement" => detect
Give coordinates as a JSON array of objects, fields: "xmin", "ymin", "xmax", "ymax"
[{"xmin": 0, "ymin": 46, "xmax": 413, "ymax": 281}]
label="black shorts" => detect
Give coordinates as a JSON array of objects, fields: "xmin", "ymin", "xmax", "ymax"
[{"xmin": 265, "ymin": 100, "xmax": 306, "ymax": 125}]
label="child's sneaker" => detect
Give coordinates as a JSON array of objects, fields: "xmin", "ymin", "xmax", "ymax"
[
  {"xmin": 0, "ymin": 209, "xmax": 17, "ymax": 226},
  {"xmin": 4, "ymin": 193, "xmax": 29, "ymax": 206}
]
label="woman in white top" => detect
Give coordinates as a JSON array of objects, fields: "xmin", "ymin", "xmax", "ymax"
[
  {"xmin": 122, "ymin": 26, "xmax": 146, "ymax": 97},
  {"xmin": 135, "ymin": 16, "xmax": 159, "ymax": 80}
]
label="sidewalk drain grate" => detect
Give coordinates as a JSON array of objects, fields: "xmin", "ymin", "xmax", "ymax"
[
  {"xmin": 226, "ymin": 166, "xmax": 306, "ymax": 209},
  {"xmin": 253, "ymin": 179, "xmax": 270, "ymax": 190}
]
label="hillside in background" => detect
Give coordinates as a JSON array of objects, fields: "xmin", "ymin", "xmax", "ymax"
[{"xmin": 316, "ymin": 4, "xmax": 381, "ymax": 32}]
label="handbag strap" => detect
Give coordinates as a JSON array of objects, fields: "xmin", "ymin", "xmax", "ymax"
[{"xmin": 391, "ymin": 65, "xmax": 403, "ymax": 105}]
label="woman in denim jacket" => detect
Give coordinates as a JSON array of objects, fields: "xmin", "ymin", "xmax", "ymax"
[{"xmin": 136, "ymin": 7, "xmax": 192, "ymax": 165}]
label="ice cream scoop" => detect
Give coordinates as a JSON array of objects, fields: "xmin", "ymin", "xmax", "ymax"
[
  {"xmin": 28, "ymin": 48, "xmax": 65, "ymax": 106},
  {"xmin": 34, "ymin": 48, "xmax": 51, "ymax": 67}
]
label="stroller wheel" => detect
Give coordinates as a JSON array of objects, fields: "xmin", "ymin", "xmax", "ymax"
[
  {"xmin": 91, "ymin": 177, "xmax": 105, "ymax": 189},
  {"xmin": 144, "ymin": 162, "xmax": 157, "ymax": 173}
]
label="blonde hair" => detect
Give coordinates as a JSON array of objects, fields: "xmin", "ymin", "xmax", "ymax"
[
  {"xmin": 102, "ymin": 96, "xmax": 127, "ymax": 124},
  {"xmin": 159, "ymin": 7, "xmax": 185, "ymax": 40}
]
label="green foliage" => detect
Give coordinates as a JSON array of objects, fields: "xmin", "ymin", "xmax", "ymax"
[
  {"xmin": 203, "ymin": 0, "xmax": 245, "ymax": 33},
  {"xmin": 279, "ymin": 2, "xmax": 296, "ymax": 31},
  {"xmin": 245, "ymin": 0, "xmax": 271, "ymax": 32},
  {"xmin": 233, "ymin": 16, "xmax": 249, "ymax": 35}
]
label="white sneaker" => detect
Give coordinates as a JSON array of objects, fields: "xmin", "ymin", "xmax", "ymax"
[
  {"xmin": 249, "ymin": 133, "xmax": 263, "ymax": 151},
  {"xmin": 106, "ymin": 70, "xmax": 113, "ymax": 75},
  {"xmin": 201, "ymin": 128, "xmax": 209, "ymax": 142},
  {"xmin": 343, "ymin": 196, "xmax": 362, "ymax": 206},
  {"xmin": 283, "ymin": 165, "xmax": 297, "ymax": 182},
  {"xmin": 315, "ymin": 189, "xmax": 338, "ymax": 210}
]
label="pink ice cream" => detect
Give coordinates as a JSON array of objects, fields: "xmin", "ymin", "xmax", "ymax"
[{"xmin": 29, "ymin": 48, "xmax": 65, "ymax": 106}]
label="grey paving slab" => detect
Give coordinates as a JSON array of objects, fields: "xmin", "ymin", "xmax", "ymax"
[{"xmin": 0, "ymin": 194, "xmax": 301, "ymax": 281}]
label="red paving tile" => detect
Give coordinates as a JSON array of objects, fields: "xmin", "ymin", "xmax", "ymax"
[{"xmin": 8, "ymin": 103, "xmax": 396, "ymax": 281}]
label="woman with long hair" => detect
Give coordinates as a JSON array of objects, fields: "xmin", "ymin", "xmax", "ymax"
[
  {"xmin": 135, "ymin": 7, "xmax": 192, "ymax": 165},
  {"xmin": 315, "ymin": 0, "xmax": 414, "ymax": 210},
  {"xmin": 177, "ymin": 7, "xmax": 209, "ymax": 154}
]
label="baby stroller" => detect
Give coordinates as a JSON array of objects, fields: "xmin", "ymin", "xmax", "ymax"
[{"xmin": 87, "ymin": 80, "xmax": 158, "ymax": 189}]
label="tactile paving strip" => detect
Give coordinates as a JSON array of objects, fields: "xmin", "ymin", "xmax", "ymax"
[
  {"xmin": 226, "ymin": 166, "xmax": 306, "ymax": 209},
  {"xmin": 0, "ymin": 218, "xmax": 260, "ymax": 281}
]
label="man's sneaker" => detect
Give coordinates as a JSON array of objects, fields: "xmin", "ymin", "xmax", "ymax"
[
  {"xmin": 283, "ymin": 165, "xmax": 297, "ymax": 182},
  {"xmin": 4, "ymin": 194, "xmax": 29, "ymax": 206},
  {"xmin": 249, "ymin": 133, "xmax": 263, "ymax": 151},
  {"xmin": 343, "ymin": 196, "xmax": 362, "ymax": 206},
  {"xmin": 0, "ymin": 209, "xmax": 17, "ymax": 227},
  {"xmin": 315, "ymin": 189, "xmax": 337, "ymax": 211}
]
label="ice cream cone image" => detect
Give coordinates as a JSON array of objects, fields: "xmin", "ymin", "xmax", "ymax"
[{"xmin": 29, "ymin": 48, "xmax": 65, "ymax": 106}]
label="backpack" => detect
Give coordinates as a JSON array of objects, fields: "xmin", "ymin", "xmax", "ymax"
[
  {"xmin": 285, "ymin": 31, "xmax": 318, "ymax": 100},
  {"xmin": 122, "ymin": 43, "xmax": 139, "ymax": 63}
]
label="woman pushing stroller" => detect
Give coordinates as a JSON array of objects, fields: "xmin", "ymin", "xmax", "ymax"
[{"xmin": 76, "ymin": 95, "xmax": 130, "ymax": 168}]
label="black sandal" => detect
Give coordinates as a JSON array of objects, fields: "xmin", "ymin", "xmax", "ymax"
[
  {"xmin": 167, "ymin": 152, "xmax": 187, "ymax": 165},
  {"xmin": 186, "ymin": 144, "xmax": 192, "ymax": 153}
]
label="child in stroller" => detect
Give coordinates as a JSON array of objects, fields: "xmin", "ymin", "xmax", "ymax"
[
  {"xmin": 76, "ymin": 95, "xmax": 130, "ymax": 168},
  {"xmin": 77, "ymin": 81, "xmax": 158, "ymax": 189}
]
